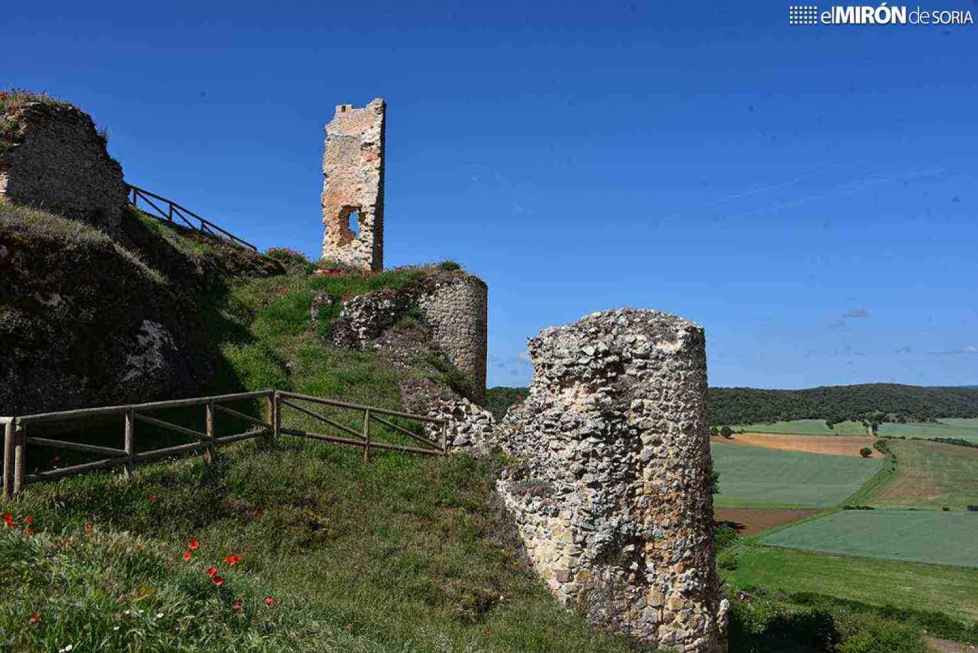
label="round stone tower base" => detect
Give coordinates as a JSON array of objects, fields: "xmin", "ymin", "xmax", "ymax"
[{"xmin": 496, "ymin": 308, "xmax": 728, "ymax": 652}]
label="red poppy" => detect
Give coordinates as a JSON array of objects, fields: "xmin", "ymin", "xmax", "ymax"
[
  {"xmin": 29, "ymin": 612, "xmax": 41, "ymax": 625},
  {"xmin": 206, "ymin": 566, "xmax": 218, "ymax": 578},
  {"xmin": 23, "ymin": 516, "xmax": 33, "ymax": 526},
  {"xmin": 211, "ymin": 575, "xmax": 225, "ymax": 587},
  {"xmin": 223, "ymin": 554, "xmax": 241, "ymax": 566},
  {"xmin": 264, "ymin": 596, "xmax": 276, "ymax": 607},
  {"xmin": 3, "ymin": 513, "xmax": 14, "ymax": 528},
  {"xmin": 182, "ymin": 550, "xmax": 192, "ymax": 562},
  {"xmin": 232, "ymin": 599, "xmax": 243, "ymax": 612},
  {"xmin": 188, "ymin": 538, "xmax": 200, "ymax": 551}
]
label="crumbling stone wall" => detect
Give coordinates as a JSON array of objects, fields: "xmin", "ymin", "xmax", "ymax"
[
  {"xmin": 329, "ymin": 268, "xmax": 488, "ymax": 403},
  {"xmin": 321, "ymin": 99, "xmax": 385, "ymax": 272},
  {"xmin": 0, "ymin": 97, "xmax": 127, "ymax": 235},
  {"xmin": 496, "ymin": 308, "xmax": 727, "ymax": 652},
  {"xmin": 417, "ymin": 274, "xmax": 488, "ymax": 404}
]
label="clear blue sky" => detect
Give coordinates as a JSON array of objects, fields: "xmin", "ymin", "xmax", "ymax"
[{"xmin": 5, "ymin": 1, "xmax": 976, "ymax": 389}]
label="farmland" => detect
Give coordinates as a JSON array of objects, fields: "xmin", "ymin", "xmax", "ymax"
[
  {"xmin": 868, "ymin": 439, "xmax": 978, "ymax": 510},
  {"xmin": 722, "ymin": 544, "xmax": 978, "ymax": 622},
  {"xmin": 711, "ymin": 441, "xmax": 884, "ymax": 508},
  {"xmin": 732, "ymin": 417, "xmax": 978, "ymax": 441},
  {"xmin": 714, "ymin": 432, "xmax": 881, "ymax": 457},
  {"xmin": 759, "ymin": 509, "xmax": 978, "ymax": 568}
]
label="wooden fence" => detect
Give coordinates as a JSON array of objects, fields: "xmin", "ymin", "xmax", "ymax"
[
  {"xmin": 127, "ymin": 183, "xmax": 259, "ymax": 252},
  {"xmin": 1, "ymin": 390, "xmax": 447, "ymax": 499}
]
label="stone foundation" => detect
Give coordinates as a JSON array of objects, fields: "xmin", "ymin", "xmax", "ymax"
[
  {"xmin": 496, "ymin": 308, "xmax": 727, "ymax": 652},
  {"xmin": 320, "ymin": 99, "xmax": 385, "ymax": 271},
  {"xmin": 0, "ymin": 96, "xmax": 127, "ymax": 235}
]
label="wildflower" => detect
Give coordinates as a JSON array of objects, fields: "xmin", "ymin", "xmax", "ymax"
[
  {"xmin": 23, "ymin": 515, "xmax": 33, "ymax": 526},
  {"xmin": 223, "ymin": 554, "xmax": 241, "ymax": 566},
  {"xmin": 24, "ymin": 527, "xmax": 34, "ymax": 537},
  {"xmin": 29, "ymin": 612, "xmax": 41, "ymax": 625},
  {"xmin": 232, "ymin": 599, "xmax": 243, "ymax": 612},
  {"xmin": 156, "ymin": 612, "xmax": 164, "ymax": 619},
  {"xmin": 58, "ymin": 645, "xmax": 74, "ymax": 653},
  {"xmin": 211, "ymin": 575, "xmax": 225, "ymax": 587},
  {"xmin": 188, "ymin": 537, "xmax": 200, "ymax": 551},
  {"xmin": 3, "ymin": 513, "xmax": 14, "ymax": 528},
  {"xmin": 84, "ymin": 522, "xmax": 93, "ymax": 535},
  {"xmin": 206, "ymin": 566, "xmax": 218, "ymax": 578},
  {"xmin": 264, "ymin": 596, "xmax": 276, "ymax": 608},
  {"xmin": 148, "ymin": 495, "xmax": 158, "ymax": 504},
  {"xmin": 182, "ymin": 550, "xmax": 193, "ymax": 562}
]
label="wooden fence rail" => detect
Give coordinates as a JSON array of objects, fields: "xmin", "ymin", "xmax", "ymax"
[
  {"xmin": 1, "ymin": 390, "xmax": 446, "ymax": 499},
  {"xmin": 126, "ymin": 183, "xmax": 259, "ymax": 252}
]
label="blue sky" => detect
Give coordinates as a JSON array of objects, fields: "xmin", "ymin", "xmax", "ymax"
[{"xmin": 5, "ymin": 1, "xmax": 976, "ymax": 389}]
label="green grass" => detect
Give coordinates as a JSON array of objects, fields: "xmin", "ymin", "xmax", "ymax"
[
  {"xmin": 723, "ymin": 543, "xmax": 978, "ymax": 622},
  {"xmin": 878, "ymin": 419, "xmax": 978, "ymax": 442},
  {"xmin": 760, "ymin": 510, "xmax": 978, "ymax": 568},
  {"xmin": 711, "ymin": 442, "xmax": 884, "ymax": 508},
  {"xmin": 0, "ymin": 440, "xmax": 646, "ymax": 652},
  {"xmin": 867, "ymin": 439, "xmax": 978, "ymax": 510}
]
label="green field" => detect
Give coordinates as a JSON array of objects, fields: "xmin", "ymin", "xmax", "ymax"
[
  {"xmin": 733, "ymin": 417, "xmax": 978, "ymax": 441},
  {"xmin": 723, "ymin": 544, "xmax": 978, "ymax": 622},
  {"xmin": 711, "ymin": 442, "xmax": 884, "ymax": 508},
  {"xmin": 868, "ymin": 439, "xmax": 978, "ymax": 510},
  {"xmin": 760, "ymin": 509, "xmax": 978, "ymax": 567},
  {"xmin": 733, "ymin": 419, "xmax": 867, "ymax": 435}
]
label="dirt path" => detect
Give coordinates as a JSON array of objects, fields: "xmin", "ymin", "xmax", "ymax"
[
  {"xmin": 712, "ymin": 433, "xmax": 883, "ymax": 458},
  {"xmin": 714, "ymin": 507, "xmax": 817, "ymax": 536}
]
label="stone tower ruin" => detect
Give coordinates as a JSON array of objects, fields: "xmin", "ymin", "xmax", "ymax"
[
  {"xmin": 497, "ymin": 308, "xmax": 728, "ymax": 653},
  {"xmin": 321, "ymin": 98, "xmax": 385, "ymax": 272}
]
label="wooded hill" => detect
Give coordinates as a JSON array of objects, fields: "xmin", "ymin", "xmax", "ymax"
[
  {"xmin": 488, "ymin": 384, "xmax": 978, "ymax": 427},
  {"xmin": 707, "ymin": 383, "xmax": 978, "ymax": 426}
]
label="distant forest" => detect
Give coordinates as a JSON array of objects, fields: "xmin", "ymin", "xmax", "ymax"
[{"xmin": 487, "ymin": 384, "xmax": 978, "ymax": 426}]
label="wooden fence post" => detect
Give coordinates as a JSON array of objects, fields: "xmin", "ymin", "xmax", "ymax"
[
  {"xmin": 204, "ymin": 401, "xmax": 215, "ymax": 464},
  {"xmin": 265, "ymin": 392, "xmax": 275, "ymax": 445},
  {"xmin": 362, "ymin": 408, "xmax": 371, "ymax": 463},
  {"xmin": 124, "ymin": 408, "xmax": 136, "ymax": 479},
  {"xmin": 273, "ymin": 391, "xmax": 281, "ymax": 440},
  {"xmin": 3, "ymin": 420, "xmax": 14, "ymax": 499},
  {"xmin": 13, "ymin": 423, "xmax": 25, "ymax": 497}
]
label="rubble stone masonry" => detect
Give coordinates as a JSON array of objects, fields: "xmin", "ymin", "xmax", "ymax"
[
  {"xmin": 0, "ymin": 99, "xmax": 127, "ymax": 235},
  {"xmin": 321, "ymin": 99, "xmax": 385, "ymax": 271},
  {"xmin": 496, "ymin": 308, "xmax": 728, "ymax": 652}
]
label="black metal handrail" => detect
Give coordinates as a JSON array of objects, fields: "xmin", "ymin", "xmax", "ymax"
[{"xmin": 125, "ymin": 183, "xmax": 258, "ymax": 251}]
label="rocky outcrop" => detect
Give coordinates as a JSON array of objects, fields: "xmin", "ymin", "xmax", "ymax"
[
  {"xmin": 0, "ymin": 93, "xmax": 127, "ymax": 236},
  {"xmin": 496, "ymin": 308, "xmax": 727, "ymax": 652}
]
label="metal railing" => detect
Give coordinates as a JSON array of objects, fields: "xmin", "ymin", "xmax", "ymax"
[
  {"xmin": 126, "ymin": 184, "xmax": 258, "ymax": 251},
  {"xmin": 1, "ymin": 390, "xmax": 447, "ymax": 498}
]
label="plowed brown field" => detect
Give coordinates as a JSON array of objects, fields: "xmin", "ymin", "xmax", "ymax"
[{"xmin": 712, "ymin": 433, "xmax": 883, "ymax": 458}]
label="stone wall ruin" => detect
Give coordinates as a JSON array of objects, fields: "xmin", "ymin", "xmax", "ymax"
[
  {"xmin": 496, "ymin": 308, "xmax": 728, "ymax": 652},
  {"xmin": 0, "ymin": 96, "xmax": 127, "ymax": 235},
  {"xmin": 321, "ymin": 99, "xmax": 385, "ymax": 272}
]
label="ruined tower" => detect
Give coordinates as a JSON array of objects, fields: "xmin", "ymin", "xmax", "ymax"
[
  {"xmin": 497, "ymin": 309, "xmax": 728, "ymax": 652},
  {"xmin": 321, "ymin": 98, "xmax": 385, "ymax": 271}
]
